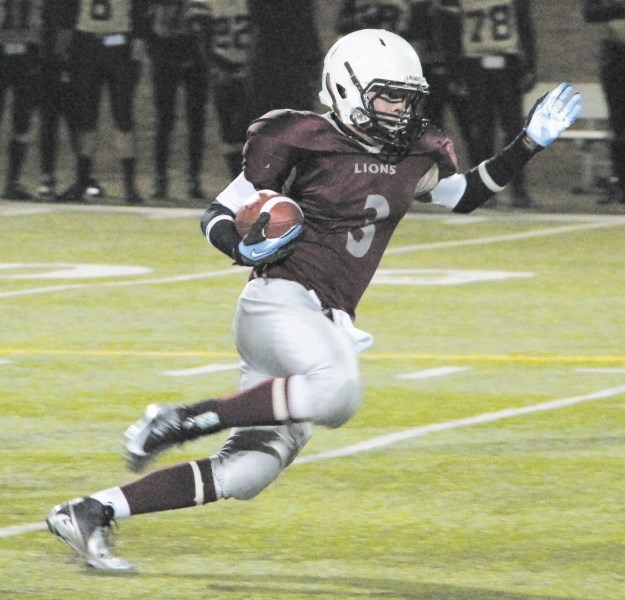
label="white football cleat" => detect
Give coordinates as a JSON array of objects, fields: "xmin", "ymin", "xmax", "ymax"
[{"xmin": 46, "ymin": 497, "xmax": 135, "ymax": 571}]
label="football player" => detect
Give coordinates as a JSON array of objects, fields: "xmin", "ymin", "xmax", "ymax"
[
  {"xmin": 583, "ymin": 0, "xmax": 625, "ymax": 204},
  {"xmin": 434, "ymin": 0, "xmax": 539, "ymax": 207},
  {"xmin": 0, "ymin": 0, "xmax": 52, "ymax": 200},
  {"xmin": 144, "ymin": 0, "xmax": 211, "ymax": 201},
  {"xmin": 246, "ymin": 0, "xmax": 322, "ymax": 118},
  {"xmin": 38, "ymin": 4, "xmax": 105, "ymax": 201},
  {"xmin": 57, "ymin": 0, "xmax": 146, "ymax": 204},
  {"xmin": 206, "ymin": 0, "xmax": 253, "ymax": 178},
  {"xmin": 46, "ymin": 29, "xmax": 581, "ymax": 570}
]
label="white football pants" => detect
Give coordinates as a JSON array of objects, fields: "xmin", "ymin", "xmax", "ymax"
[{"xmin": 210, "ymin": 277, "xmax": 364, "ymax": 500}]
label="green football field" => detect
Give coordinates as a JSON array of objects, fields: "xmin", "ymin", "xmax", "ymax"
[{"xmin": 1, "ymin": 201, "xmax": 625, "ymax": 600}]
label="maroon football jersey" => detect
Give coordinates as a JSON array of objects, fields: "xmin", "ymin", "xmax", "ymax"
[{"xmin": 243, "ymin": 110, "xmax": 457, "ymax": 318}]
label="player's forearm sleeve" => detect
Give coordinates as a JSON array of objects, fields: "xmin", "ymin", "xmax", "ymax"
[
  {"xmin": 200, "ymin": 200, "xmax": 242, "ymax": 261},
  {"xmin": 452, "ymin": 132, "xmax": 539, "ymax": 213}
]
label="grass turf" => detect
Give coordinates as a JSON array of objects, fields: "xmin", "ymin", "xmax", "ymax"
[{"xmin": 1, "ymin": 205, "xmax": 624, "ymax": 599}]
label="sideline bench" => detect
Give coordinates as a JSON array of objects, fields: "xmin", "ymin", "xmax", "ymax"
[{"xmin": 524, "ymin": 81, "xmax": 612, "ymax": 193}]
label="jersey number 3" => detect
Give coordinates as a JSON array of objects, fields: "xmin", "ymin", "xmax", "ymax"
[{"xmin": 346, "ymin": 194, "xmax": 389, "ymax": 258}]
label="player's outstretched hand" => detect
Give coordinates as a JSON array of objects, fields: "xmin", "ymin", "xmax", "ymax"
[
  {"xmin": 236, "ymin": 212, "xmax": 302, "ymax": 267},
  {"xmin": 524, "ymin": 83, "xmax": 582, "ymax": 148}
]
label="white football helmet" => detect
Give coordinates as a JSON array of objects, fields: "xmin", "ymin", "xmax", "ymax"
[{"xmin": 319, "ymin": 29, "xmax": 430, "ymax": 152}]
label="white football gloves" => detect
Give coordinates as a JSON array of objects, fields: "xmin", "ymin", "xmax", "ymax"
[
  {"xmin": 524, "ymin": 83, "xmax": 582, "ymax": 148},
  {"xmin": 236, "ymin": 212, "xmax": 302, "ymax": 267}
]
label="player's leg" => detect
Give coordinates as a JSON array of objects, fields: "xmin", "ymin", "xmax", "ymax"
[
  {"xmin": 184, "ymin": 60, "xmax": 209, "ymax": 200},
  {"xmin": 125, "ymin": 279, "xmax": 362, "ymax": 471},
  {"xmin": 47, "ymin": 426, "xmax": 310, "ymax": 570},
  {"xmin": 148, "ymin": 46, "xmax": 177, "ymax": 200},
  {"xmin": 38, "ymin": 58, "xmax": 62, "ymax": 200},
  {"xmin": 4, "ymin": 52, "xmax": 38, "ymax": 200},
  {"xmin": 599, "ymin": 40, "xmax": 625, "ymax": 204},
  {"xmin": 421, "ymin": 65, "xmax": 448, "ymax": 129},
  {"xmin": 234, "ymin": 278, "xmax": 362, "ymax": 428},
  {"xmin": 59, "ymin": 37, "xmax": 102, "ymax": 202},
  {"xmin": 497, "ymin": 64, "xmax": 541, "ymax": 208},
  {"xmin": 47, "ymin": 364, "xmax": 312, "ymax": 570},
  {"xmin": 455, "ymin": 61, "xmax": 496, "ymax": 167},
  {"xmin": 214, "ymin": 70, "xmax": 251, "ymax": 178},
  {"xmin": 109, "ymin": 44, "xmax": 143, "ymax": 204}
]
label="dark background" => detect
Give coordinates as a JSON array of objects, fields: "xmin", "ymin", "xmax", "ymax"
[{"xmin": 0, "ymin": 0, "xmax": 617, "ymax": 212}]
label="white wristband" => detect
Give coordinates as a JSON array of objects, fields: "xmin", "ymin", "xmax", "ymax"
[
  {"xmin": 478, "ymin": 161, "xmax": 506, "ymax": 193},
  {"xmin": 205, "ymin": 214, "xmax": 234, "ymax": 244}
]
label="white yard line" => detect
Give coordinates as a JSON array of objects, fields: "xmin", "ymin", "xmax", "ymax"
[
  {"xmin": 295, "ymin": 383, "xmax": 625, "ymax": 464},
  {"xmin": 0, "ymin": 268, "xmax": 243, "ymax": 299},
  {"xmin": 576, "ymin": 368, "xmax": 625, "ymax": 374},
  {"xmin": 0, "ymin": 201, "xmax": 204, "ymax": 219},
  {"xmin": 162, "ymin": 363, "xmax": 239, "ymax": 377},
  {"xmin": 396, "ymin": 366, "xmax": 471, "ymax": 380},
  {"xmin": 385, "ymin": 220, "xmax": 625, "ymax": 255},
  {"xmin": 3, "ymin": 217, "xmax": 623, "ymax": 299},
  {"xmin": 3, "ymin": 383, "xmax": 624, "ymax": 539},
  {"xmin": 0, "ymin": 522, "xmax": 48, "ymax": 537},
  {"xmin": 3, "ymin": 200, "xmax": 625, "ymax": 224}
]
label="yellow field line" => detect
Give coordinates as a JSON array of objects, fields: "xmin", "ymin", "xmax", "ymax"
[
  {"xmin": 367, "ymin": 353, "xmax": 625, "ymax": 364},
  {"xmin": 0, "ymin": 347, "xmax": 624, "ymax": 364},
  {"xmin": 0, "ymin": 348, "xmax": 236, "ymax": 358}
]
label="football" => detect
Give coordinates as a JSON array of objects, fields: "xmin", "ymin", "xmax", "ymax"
[{"xmin": 235, "ymin": 189, "xmax": 304, "ymax": 239}]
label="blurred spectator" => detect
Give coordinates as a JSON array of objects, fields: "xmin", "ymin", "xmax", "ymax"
[
  {"xmin": 247, "ymin": 0, "xmax": 322, "ymax": 119},
  {"xmin": 583, "ymin": 0, "xmax": 625, "ymax": 205},
  {"xmin": 58, "ymin": 0, "xmax": 145, "ymax": 204},
  {"xmin": 38, "ymin": 7, "xmax": 104, "ymax": 201},
  {"xmin": 38, "ymin": 15, "xmax": 78, "ymax": 201},
  {"xmin": 0, "ymin": 0, "xmax": 51, "ymax": 200},
  {"xmin": 206, "ymin": 0, "xmax": 254, "ymax": 179},
  {"xmin": 144, "ymin": 1, "xmax": 211, "ymax": 201},
  {"xmin": 436, "ymin": 0, "xmax": 540, "ymax": 208},
  {"xmin": 336, "ymin": 0, "xmax": 409, "ymax": 33},
  {"xmin": 407, "ymin": 1, "xmax": 475, "ymax": 151}
]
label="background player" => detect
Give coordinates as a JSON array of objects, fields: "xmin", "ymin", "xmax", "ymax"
[
  {"xmin": 583, "ymin": 0, "xmax": 625, "ymax": 204},
  {"xmin": 435, "ymin": 0, "xmax": 540, "ymax": 207},
  {"xmin": 46, "ymin": 29, "xmax": 581, "ymax": 571},
  {"xmin": 247, "ymin": 0, "xmax": 322, "ymax": 118},
  {"xmin": 0, "ymin": 0, "xmax": 50, "ymax": 200},
  {"xmin": 58, "ymin": 0, "xmax": 145, "ymax": 204},
  {"xmin": 206, "ymin": 0, "xmax": 253, "ymax": 179},
  {"xmin": 38, "ymin": 6, "xmax": 104, "ymax": 201},
  {"xmin": 144, "ymin": 0, "xmax": 211, "ymax": 201}
]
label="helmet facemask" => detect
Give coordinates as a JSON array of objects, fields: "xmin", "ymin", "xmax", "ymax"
[{"xmin": 345, "ymin": 67, "xmax": 430, "ymax": 153}]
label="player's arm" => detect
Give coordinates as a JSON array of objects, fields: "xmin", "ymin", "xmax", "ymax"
[
  {"xmin": 429, "ymin": 83, "xmax": 582, "ymax": 213},
  {"xmin": 202, "ymin": 111, "xmax": 306, "ymax": 265},
  {"xmin": 200, "ymin": 174, "xmax": 301, "ymax": 267},
  {"xmin": 200, "ymin": 173, "xmax": 254, "ymax": 264}
]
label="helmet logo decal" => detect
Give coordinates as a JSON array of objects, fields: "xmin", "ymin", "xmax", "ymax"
[{"xmin": 345, "ymin": 61, "xmax": 365, "ymax": 95}]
